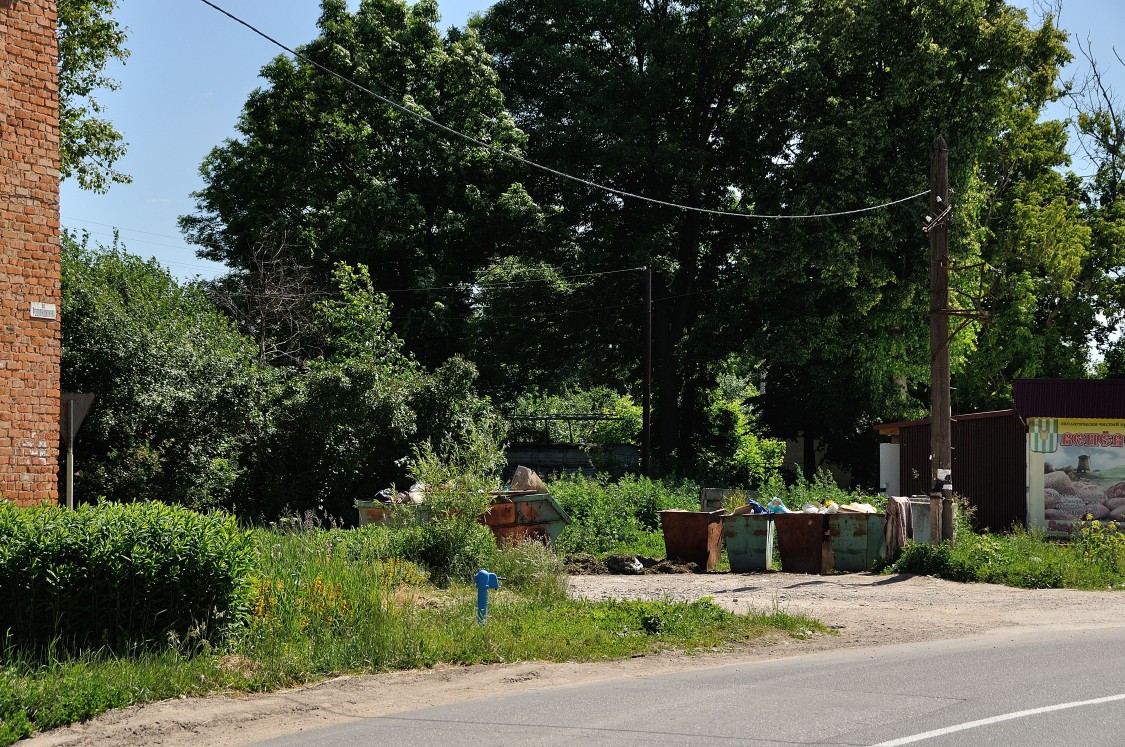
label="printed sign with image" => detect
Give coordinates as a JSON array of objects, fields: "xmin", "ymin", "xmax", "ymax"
[{"xmin": 1036, "ymin": 418, "xmax": 1125, "ymax": 533}]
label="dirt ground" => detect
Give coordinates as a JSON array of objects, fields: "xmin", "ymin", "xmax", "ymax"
[{"xmin": 26, "ymin": 572, "xmax": 1125, "ymax": 747}]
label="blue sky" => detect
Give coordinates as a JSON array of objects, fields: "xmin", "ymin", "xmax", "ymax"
[{"xmin": 60, "ymin": 0, "xmax": 1124, "ymax": 280}]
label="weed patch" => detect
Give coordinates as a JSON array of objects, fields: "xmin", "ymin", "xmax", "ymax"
[{"xmin": 894, "ymin": 522, "xmax": 1125, "ymax": 590}]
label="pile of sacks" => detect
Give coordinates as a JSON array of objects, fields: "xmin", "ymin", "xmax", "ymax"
[{"xmin": 1044, "ymin": 469, "xmax": 1125, "ymax": 521}]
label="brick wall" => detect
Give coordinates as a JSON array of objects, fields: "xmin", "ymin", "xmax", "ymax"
[{"xmin": 0, "ymin": 0, "xmax": 62, "ymax": 505}]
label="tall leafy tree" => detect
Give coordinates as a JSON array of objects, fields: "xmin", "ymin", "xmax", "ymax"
[
  {"xmin": 480, "ymin": 0, "xmax": 1072, "ymax": 476},
  {"xmin": 481, "ymin": 0, "xmax": 803, "ymax": 465},
  {"xmin": 181, "ymin": 0, "xmax": 550, "ymax": 368},
  {"xmin": 58, "ymin": 0, "xmax": 131, "ymax": 192},
  {"xmin": 61, "ymin": 234, "xmax": 259, "ymax": 508}
]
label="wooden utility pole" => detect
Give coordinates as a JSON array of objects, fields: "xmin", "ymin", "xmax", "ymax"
[
  {"xmin": 642, "ymin": 266, "xmax": 652, "ymax": 476},
  {"xmin": 929, "ymin": 136, "xmax": 952, "ymax": 543}
]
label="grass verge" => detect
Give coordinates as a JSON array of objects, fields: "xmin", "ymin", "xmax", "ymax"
[
  {"xmin": 1, "ymin": 530, "xmax": 822, "ymax": 745},
  {"xmin": 894, "ymin": 521, "xmax": 1125, "ymax": 590}
]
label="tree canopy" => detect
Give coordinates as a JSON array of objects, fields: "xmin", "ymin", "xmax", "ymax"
[
  {"xmin": 174, "ymin": 0, "xmax": 1125, "ymax": 485},
  {"xmin": 479, "ymin": 0, "xmax": 1083, "ymax": 475},
  {"xmin": 58, "ymin": 0, "xmax": 131, "ymax": 192},
  {"xmin": 181, "ymin": 0, "xmax": 551, "ymax": 369}
]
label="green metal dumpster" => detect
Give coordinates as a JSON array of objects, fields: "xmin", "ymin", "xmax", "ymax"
[
  {"xmin": 826, "ymin": 513, "xmax": 886, "ymax": 572},
  {"xmin": 773, "ymin": 513, "xmax": 832, "ymax": 574},
  {"xmin": 722, "ymin": 513, "xmax": 774, "ymax": 572},
  {"xmin": 659, "ymin": 510, "xmax": 725, "ymax": 571}
]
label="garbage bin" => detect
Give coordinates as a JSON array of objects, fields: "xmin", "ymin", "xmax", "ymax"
[
  {"xmin": 773, "ymin": 513, "xmax": 832, "ymax": 574},
  {"xmin": 826, "ymin": 513, "xmax": 886, "ymax": 572},
  {"xmin": 722, "ymin": 513, "xmax": 775, "ymax": 571},
  {"xmin": 659, "ymin": 510, "xmax": 725, "ymax": 571},
  {"xmin": 355, "ymin": 500, "xmax": 391, "ymax": 527},
  {"xmin": 482, "ymin": 492, "xmax": 570, "ymax": 544}
]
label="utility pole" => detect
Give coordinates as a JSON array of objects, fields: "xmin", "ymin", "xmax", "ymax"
[
  {"xmin": 642, "ymin": 266, "xmax": 652, "ymax": 476},
  {"xmin": 928, "ymin": 136, "xmax": 953, "ymax": 543}
]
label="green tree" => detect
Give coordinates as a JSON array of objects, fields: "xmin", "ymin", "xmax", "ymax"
[
  {"xmin": 61, "ymin": 234, "xmax": 258, "ymax": 508},
  {"xmin": 481, "ymin": 0, "xmax": 1071, "ymax": 478},
  {"xmin": 238, "ymin": 263, "xmax": 506, "ymax": 521},
  {"xmin": 180, "ymin": 0, "xmax": 550, "ymax": 369},
  {"xmin": 58, "ymin": 0, "xmax": 131, "ymax": 192}
]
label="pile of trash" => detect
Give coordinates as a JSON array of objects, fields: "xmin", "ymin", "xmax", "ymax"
[
  {"xmin": 372, "ymin": 483, "xmax": 427, "ymax": 505},
  {"xmin": 564, "ymin": 553, "xmax": 701, "ymax": 576},
  {"xmin": 730, "ymin": 497, "xmax": 879, "ymax": 515}
]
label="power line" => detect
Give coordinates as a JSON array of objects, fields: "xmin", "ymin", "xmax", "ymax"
[
  {"xmin": 63, "ymin": 225, "xmax": 201, "ymax": 254},
  {"xmin": 194, "ymin": 0, "xmax": 931, "ymax": 221},
  {"xmin": 62, "ymin": 216, "xmax": 188, "ymax": 242}
]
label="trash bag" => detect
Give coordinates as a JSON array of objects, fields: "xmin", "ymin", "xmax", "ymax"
[
  {"xmin": 767, "ymin": 497, "xmax": 791, "ymax": 514},
  {"xmin": 510, "ymin": 466, "xmax": 547, "ymax": 493}
]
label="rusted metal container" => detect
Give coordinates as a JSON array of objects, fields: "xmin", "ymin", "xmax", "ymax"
[
  {"xmin": 722, "ymin": 513, "xmax": 774, "ymax": 572},
  {"xmin": 355, "ymin": 501, "xmax": 395, "ymax": 527},
  {"xmin": 826, "ymin": 513, "xmax": 886, "ymax": 572},
  {"xmin": 356, "ymin": 492, "xmax": 570, "ymax": 545},
  {"xmin": 659, "ymin": 510, "xmax": 724, "ymax": 571},
  {"xmin": 483, "ymin": 492, "xmax": 570, "ymax": 543},
  {"xmin": 354, "ymin": 501, "xmax": 424, "ymax": 527},
  {"xmin": 773, "ymin": 513, "xmax": 832, "ymax": 574}
]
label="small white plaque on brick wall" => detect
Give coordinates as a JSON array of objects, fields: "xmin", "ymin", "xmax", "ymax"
[{"xmin": 30, "ymin": 302, "xmax": 57, "ymax": 320}]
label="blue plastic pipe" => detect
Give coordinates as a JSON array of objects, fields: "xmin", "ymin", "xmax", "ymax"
[{"xmin": 474, "ymin": 570, "xmax": 499, "ymax": 624}]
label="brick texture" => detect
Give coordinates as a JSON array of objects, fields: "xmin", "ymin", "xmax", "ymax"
[{"xmin": 0, "ymin": 0, "xmax": 62, "ymax": 505}]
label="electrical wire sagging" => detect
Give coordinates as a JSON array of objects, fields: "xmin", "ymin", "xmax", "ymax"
[{"xmin": 193, "ymin": 0, "xmax": 930, "ymax": 221}]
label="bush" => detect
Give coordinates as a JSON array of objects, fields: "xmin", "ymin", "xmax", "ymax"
[
  {"xmin": 0, "ymin": 502, "xmax": 254, "ymax": 652},
  {"xmin": 62, "ymin": 238, "xmax": 259, "ymax": 510},
  {"xmin": 548, "ymin": 474, "xmax": 699, "ymax": 555},
  {"xmin": 893, "ymin": 521, "xmax": 1125, "ymax": 590}
]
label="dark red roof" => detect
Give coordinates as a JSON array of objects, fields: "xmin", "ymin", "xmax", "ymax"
[
  {"xmin": 1013, "ymin": 379, "xmax": 1125, "ymax": 419},
  {"xmin": 873, "ymin": 409, "xmax": 1017, "ymax": 435}
]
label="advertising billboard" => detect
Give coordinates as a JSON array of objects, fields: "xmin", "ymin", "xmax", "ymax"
[{"xmin": 1028, "ymin": 417, "xmax": 1125, "ymax": 534}]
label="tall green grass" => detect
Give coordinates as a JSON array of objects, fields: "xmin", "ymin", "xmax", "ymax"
[
  {"xmin": 895, "ymin": 521, "xmax": 1125, "ymax": 590},
  {"xmin": 0, "ymin": 527, "xmax": 821, "ymax": 745},
  {"xmin": 548, "ymin": 474, "xmax": 699, "ymax": 555}
]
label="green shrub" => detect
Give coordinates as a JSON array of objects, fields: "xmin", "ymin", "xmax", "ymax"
[
  {"xmin": 490, "ymin": 539, "xmax": 568, "ymax": 602},
  {"xmin": 0, "ymin": 501, "xmax": 253, "ymax": 652},
  {"xmin": 894, "ymin": 522, "xmax": 1125, "ymax": 590},
  {"xmin": 548, "ymin": 474, "xmax": 698, "ymax": 555}
]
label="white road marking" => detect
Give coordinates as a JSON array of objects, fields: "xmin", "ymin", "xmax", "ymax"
[{"xmin": 872, "ymin": 692, "xmax": 1125, "ymax": 746}]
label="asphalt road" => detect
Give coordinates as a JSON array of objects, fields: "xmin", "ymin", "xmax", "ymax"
[{"xmin": 255, "ymin": 625, "xmax": 1125, "ymax": 746}]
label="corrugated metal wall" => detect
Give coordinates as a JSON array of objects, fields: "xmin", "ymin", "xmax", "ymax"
[
  {"xmin": 898, "ymin": 413, "xmax": 1026, "ymax": 532},
  {"xmin": 900, "ymin": 424, "xmax": 931, "ymax": 498},
  {"xmin": 1014, "ymin": 379, "xmax": 1125, "ymax": 418}
]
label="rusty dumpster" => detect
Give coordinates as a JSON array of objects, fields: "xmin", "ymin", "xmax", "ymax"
[
  {"xmin": 722, "ymin": 513, "xmax": 774, "ymax": 572},
  {"xmin": 482, "ymin": 491, "xmax": 570, "ymax": 544},
  {"xmin": 659, "ymin": 510, "xmax": 725, "ymax": 571},
  {"xmin": 773, "ymin": 513, "xmax": 832, "ymax": 574},
  {"xmin": 357, "ymin": 492, "xmax": 570, "ymax": 545}
]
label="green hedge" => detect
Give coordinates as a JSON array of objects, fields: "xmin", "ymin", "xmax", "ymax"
[{"xmin": 0, "ymin": 501, "xmax": 254, "ymax": 652}]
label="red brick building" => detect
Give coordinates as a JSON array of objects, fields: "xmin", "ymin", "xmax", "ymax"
[{"xmin": 0, "ymin": 0, "xmax": 62, "ymax": 505}]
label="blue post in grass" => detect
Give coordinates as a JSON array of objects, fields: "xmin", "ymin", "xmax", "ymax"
[{"xmin": 474, "ymin": 570, "xmax": 499, "ymax": 624}]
